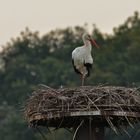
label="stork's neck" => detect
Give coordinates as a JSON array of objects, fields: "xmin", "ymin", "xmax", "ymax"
[{"xmin": 83, "ymin": 40, "xmax": 92, "ymax": 51}]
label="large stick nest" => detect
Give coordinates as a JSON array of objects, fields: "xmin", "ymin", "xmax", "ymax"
[{"xmin": 25, "ymin": 85, "xmax": 140, "ymax": 128}]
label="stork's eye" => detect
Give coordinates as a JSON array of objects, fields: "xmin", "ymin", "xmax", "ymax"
[{"xmin": 87, "ymin": 35, "xmax": 91, "ymax": 39}]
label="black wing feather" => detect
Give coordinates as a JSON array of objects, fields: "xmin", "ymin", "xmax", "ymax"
[
  {"xmin": 84, "ymin": 63, "xmax": 92, "ymax": 77},
  {"xmin": 72, "ymin": 59, "xmax": 82, "ymax": 75}
]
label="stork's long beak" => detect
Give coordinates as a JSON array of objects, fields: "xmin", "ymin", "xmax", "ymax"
[{"xmin": 89, "ymin": 38, "xmax": 100, "ymax": 48}]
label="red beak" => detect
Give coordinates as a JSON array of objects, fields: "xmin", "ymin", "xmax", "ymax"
[{"xmin": 89, "ymin": 39, "xmax": 100, "ymax": 48}]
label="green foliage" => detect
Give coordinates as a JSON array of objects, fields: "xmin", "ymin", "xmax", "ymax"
[
  {"xmin": 0, "ymin": 12, "xmax": 140, "ymax": 140},
  {"xmin": 0, "ymin": 103, "xmax": 37, "ymax": 140}
]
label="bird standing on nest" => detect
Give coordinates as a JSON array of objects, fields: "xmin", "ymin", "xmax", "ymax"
[{"xmin": 72, "ymin": 33, "xmax": 100, "ymax": 86}]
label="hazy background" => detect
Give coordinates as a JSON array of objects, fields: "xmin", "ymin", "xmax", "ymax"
[
  {"xmin": 0, "ymin": 0, "xmax": 140, "ymax": 46},
  {"xmin": 0, "ymin": 1, "xmax": 140, "ymax": 140}
]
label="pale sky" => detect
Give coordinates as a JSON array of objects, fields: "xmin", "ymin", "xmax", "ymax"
[{"xmin": 0, "ymin": 0, "xmax": 140, "ymax": 46}]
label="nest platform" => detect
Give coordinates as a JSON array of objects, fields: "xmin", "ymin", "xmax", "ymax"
[{"xmin": 25, "ymin": 85, "xmax": 140, "ymax": 130}]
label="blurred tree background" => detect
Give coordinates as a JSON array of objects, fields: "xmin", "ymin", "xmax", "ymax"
[{"xmin": 0, "ymin": 12, "xmax": 140, "ymax": 140}]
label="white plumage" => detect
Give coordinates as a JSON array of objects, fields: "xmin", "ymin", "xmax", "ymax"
[{"xmin": 72, "ymin": 33, "xmax": 99, "ymax": 86}]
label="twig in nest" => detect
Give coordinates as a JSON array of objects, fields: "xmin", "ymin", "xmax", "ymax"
[
  {"xmin": 84, "ymin": 93, "xmax": 100, "ymax": 111},
  {"xmin": 45, "ymin": 127, "xmax": 55, "ymax": 140},
  {"xmin": 118, "ymin": 103, "xmax": 134, "ymax": 129},
  {"xmin": 38, "ymin": 84, "xmax": 59, "ymax": 94},
  {"xmin": 65, "ymin": 127, "xmax": 73, "ymax": 133},
  {"xmin": 119, "ymin": 125, "xmax": 131, "ymax": 138},
  {"xmin": 106, "ymin": 116, "xmax": 118, "ymax": 135},
  {"xmin": 54, "ymin": 117, "xmax": 64, "ymax": 130},
  {"xmin": 36, "ymin": 127, "xmax": 48, "ymax": 140},
  {"xmin": 73, "ymin": 120, "xmax": 84, "ymax": 140}
]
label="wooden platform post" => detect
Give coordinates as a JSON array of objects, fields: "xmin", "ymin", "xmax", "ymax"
[{"xmin": 74, "ymin": 121, "xmax": 105, "ymax": 140}]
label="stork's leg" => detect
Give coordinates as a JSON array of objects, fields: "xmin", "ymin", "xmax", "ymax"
[{"xmin": 81, "ymin": 75, "xmax": 85, "ymax": 86}]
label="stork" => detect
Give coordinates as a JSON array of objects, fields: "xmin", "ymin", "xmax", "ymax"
[{"xmin": 72, "ymin": 33, "xmax": 100, "ymax": 86}]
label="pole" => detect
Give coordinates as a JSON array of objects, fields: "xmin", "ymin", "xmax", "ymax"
[{"xmin": 74, "ymin": 121, "xmax": 105, "ymax": 140}]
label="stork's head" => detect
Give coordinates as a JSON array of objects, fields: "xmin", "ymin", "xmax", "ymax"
[{"xmin": 82, "ymin": 33, "xmax": 100, "ymax": 48}]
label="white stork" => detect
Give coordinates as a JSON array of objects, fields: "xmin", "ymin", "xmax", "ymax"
[{"xmin": 72, "ymin": 33, "xmax": 100, "ymax": 86}]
